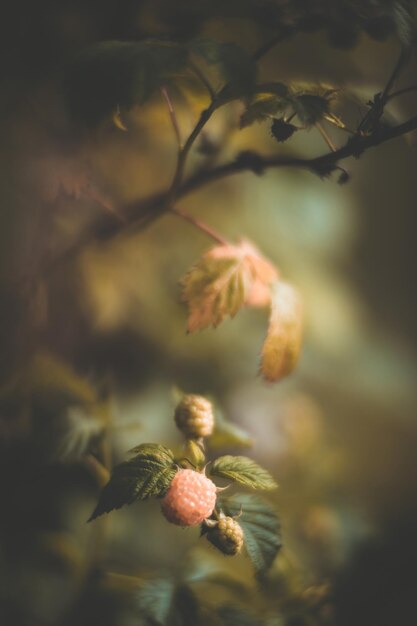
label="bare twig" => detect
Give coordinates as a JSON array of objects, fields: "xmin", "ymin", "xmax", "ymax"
[
  {"xmin": 168, "ymin": 103, "xmax": 216, "ymax": 198},
  {"xmin": 315, "ymin": 121, "xmax": 351, "ymax": 181},
  {"xmin": 381, "ymin": 48, "xmax": 410, "ymax": 102},
  {"xmin": 323, "ymin": 113, "xmax": 356, "ymax": 135},
  {"xmin": 89, "ymin": 422, "xmax": 113, "ymax": 567},
  {"xmin": 84, "ymin": 187, "xmax": 126, "ymax": 223},
  {"xmin": 387, "ymin": 84, "xmax": 417, "ymax": 101},
  {"xmin": 170, "ymin": 207, "xmax": 229, "ymax": 245},
  {"xmin": 189, "ymin": 61, "xmax": 216, "ymax": 100},
  {"xmin": 179, "ymin": 115, "xmax": 417, "ymax": 195},
  {"xmin": 252, "ymin": 27, "xmax": 294, "ymax": 61},
  {"xmin": 161, "ymin": 86, "xmax": 183, "ymax": 150},
  {"xmin": 44, "ymin": 112, "xmax": 417, "ymax": 279},
  {"xmin": 167, "ymin": 30, "xmax": 293, "ymax": 198},
  {"xmin": 316, "ymin": 122, "xmax": 337, "ymax": 152},
  {"xmin": 358, "ymin": 48, "xmax": 410, "ymax": 133}
]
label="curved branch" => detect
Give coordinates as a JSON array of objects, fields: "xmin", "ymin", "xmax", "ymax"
[
  {"xmin": 179, "ymin": 115, "xmax": 417, "ymax": 197},
  {"xmin": 167, "ymin": 30, "xmax": 294, "ymax": 198},
  {"xmin": 45, "ymin": 114, "xmax": 417, "ymax": 277}
]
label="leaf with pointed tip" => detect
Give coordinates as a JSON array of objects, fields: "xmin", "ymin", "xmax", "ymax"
[
  {"xmin": 391, "ymin": 2, "xmax": 415, "ymax": 45},
  {"xmin": 190, "ymin": 39, "xmax": 257, "ymax": 97},
  {"xmin": 88, "ymin": 444, "xmax": 177, "ymax": 521},
  {"xmin": 240, "ymin": 91, "xmax": 290, "ymax": 128},
  {"xmin": 261, "ymin": 281, "xmax": 303, "ymax": 382},
  {"xmin": 181, "ymin": 240, "xmax": 278, "ymax": 332},
  {"xmin": 134, "ymin": 578, "xmax": 200, "ymax": 626},
  {"xmin": 65, "ymin": 40, "xmax": 189, "ymax": 126},
  {"xmin": 293, "ymin": 93, "xmax": 331, "ymax": 127},
  {"xmin": 0, "ymin": 352, "xmax": 106, "ymax": 462},
  {"xmin": 219, "ymin": 494, "xmax": 282, "ymax": 577},
  {"xmin": 210, "ymin": 455, "xmax": 277, "ymax": 490}
]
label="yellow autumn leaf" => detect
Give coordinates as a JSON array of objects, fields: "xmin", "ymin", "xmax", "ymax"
[
  {"xmin": 261, "ymin": 281, "xmax": 303, "ymax": 382},
  {"xmin": 181, "ymin": 239, "xmax": 278, "ymax": 332}
]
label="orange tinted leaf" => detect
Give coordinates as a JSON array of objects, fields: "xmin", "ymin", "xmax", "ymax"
[
  {"xmin": 243, "ymin": 241, "xmax": 279, "ymax": 307},
  {"xmin": 261, "ymin": 281, "xmax": 303, "ymax": 382},
  {"xmin": 181, "ymin": 240, "xmax": 278, "ymax": 332}
]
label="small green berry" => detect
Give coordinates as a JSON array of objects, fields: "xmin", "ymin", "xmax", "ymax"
[
  {"xmin": 174, "ymin": 395, "xmax": 214, "ymax": 439},
  {"xmin": 206, "ymin": 516, "xmax": 244, "ymax": 556}
]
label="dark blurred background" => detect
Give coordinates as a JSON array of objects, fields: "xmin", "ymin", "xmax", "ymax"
[{"xmin": 1, "ymin": 2, "xmax": 417, "ymax": 625}]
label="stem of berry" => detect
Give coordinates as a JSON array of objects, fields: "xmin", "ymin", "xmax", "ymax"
[
  {"xmin": 316, "ymin": 122, "xmax": 337, "ymax": 152},
  {"xmin": 89, "ymin": 416, "xmax": 113, "ymax": 567}
]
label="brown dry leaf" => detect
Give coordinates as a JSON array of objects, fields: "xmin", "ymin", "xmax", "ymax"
[
  {"xmin": 181, "ymin": 239, "xmax": 278, "ymax": 332},
  {"xmin": 261, "ymin": 281, "xmax": 303, "ymax": 382}
]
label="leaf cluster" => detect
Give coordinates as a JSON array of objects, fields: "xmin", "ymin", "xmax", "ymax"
[
  {"xmin": 88, "ymin": 443, "xmax": 177, "ymax": 520},
  {"xmin": 154, "ymin": 0, "xmax": 415, "ymax": 48},
  {"xmin": 241, "ymin": 85, "xmax": 338, "ymax": 140},
  {"xmin": 64, "ymin": 37, "xmax": 258, "ymax": 127},
  {"xmin": 0, "ymin": 352, "xmax": 106, "ymax": 462},
  {"xmin": 181, "ymin": 242, "xmax": 303, "ymax": 382},
  {"xmin": 181, "ymin": 239, "xmax": 278, "ymax": 332},
  {"xmin": 133, "ymin": 577, "xmax": 200, "ymax": 626},
  {"xmin": 89, "ymin": 407, "xmax": 281, "ymax": 576}
]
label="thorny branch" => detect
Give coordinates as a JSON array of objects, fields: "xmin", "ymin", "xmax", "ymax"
[
  {"xmin": 46, "ymin": 112, "xmax": 417, "ymax": 277},
  {"xmin": 167, "ymin": 31, "xmax": 294, "ymax": 199},
  {"xmin": 43, "ymin": 41, "xmax": 417, "ymax": 277},
  {"xmin": 358, "ymin": 48, "xmax": 410, "ymax": 133}
]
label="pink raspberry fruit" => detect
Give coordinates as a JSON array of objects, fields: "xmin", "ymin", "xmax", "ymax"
[{"xmin": 161, "ymin": 469, "xmax": 217, "ymax": 526}]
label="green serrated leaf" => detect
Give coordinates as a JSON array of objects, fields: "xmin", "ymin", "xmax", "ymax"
[
  {"xmin": 0, "ymin": 352, "xmax": 106, "ymax": 461},
  {"xmin": 219, "ymin": 494, "xmax": 282, "ymax": 577},
  {"xmin": 65, "ymin": 40, "xmax": 189, "ymax": 126},
  {"xmin": 293, "ymin": 94, "xmax": 330, "ymax": 127},
  {"xmin": 88, "ymin": 444, "xmax": 177, "ymax": 521},
  {"xmin": 190, "ymin": 39, "xmax": 257, "ymax": 97},
  {"xmin": 392, "ymin": 2, "xmax": 415, "ymax": 45},
  {"xmin": 127, "ymin": 443, "xmax": 174, "ymax": 460},
  {"xmin": 240, "ymin": 94, "xmax": 290, "ymax": 128},
  {"xmin": 135, "ymin": 578, "xmax": 200, "ymax": 626},
  {"xmin": 210, "ymin": 455, "xmax": 277, "ymax": 490}
]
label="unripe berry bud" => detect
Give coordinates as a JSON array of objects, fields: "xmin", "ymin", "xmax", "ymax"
[
  {"xmin": 174, "ymin": 394, "xmax": 214, "ymax": 439},
  {"xmin": 206, "ymin": 516, "xmax": 244, "ymax": 556}
]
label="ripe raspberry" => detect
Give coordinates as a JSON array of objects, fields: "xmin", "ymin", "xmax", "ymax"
[
  {"xmin": 161, "ymin": 469, "xmax": 217, "ymax": 526},
  {"xmin": 174, "ymin": 395, "xmax": 214, "ymax": 439},
  {"xmin": 206, "ymin": 516, "xmax": 244, "ymax": 555}
]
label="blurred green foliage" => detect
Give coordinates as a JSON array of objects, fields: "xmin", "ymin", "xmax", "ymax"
[{"xmin": 1, "ymin": 1, "xmax": 417, "ymax": 626}]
